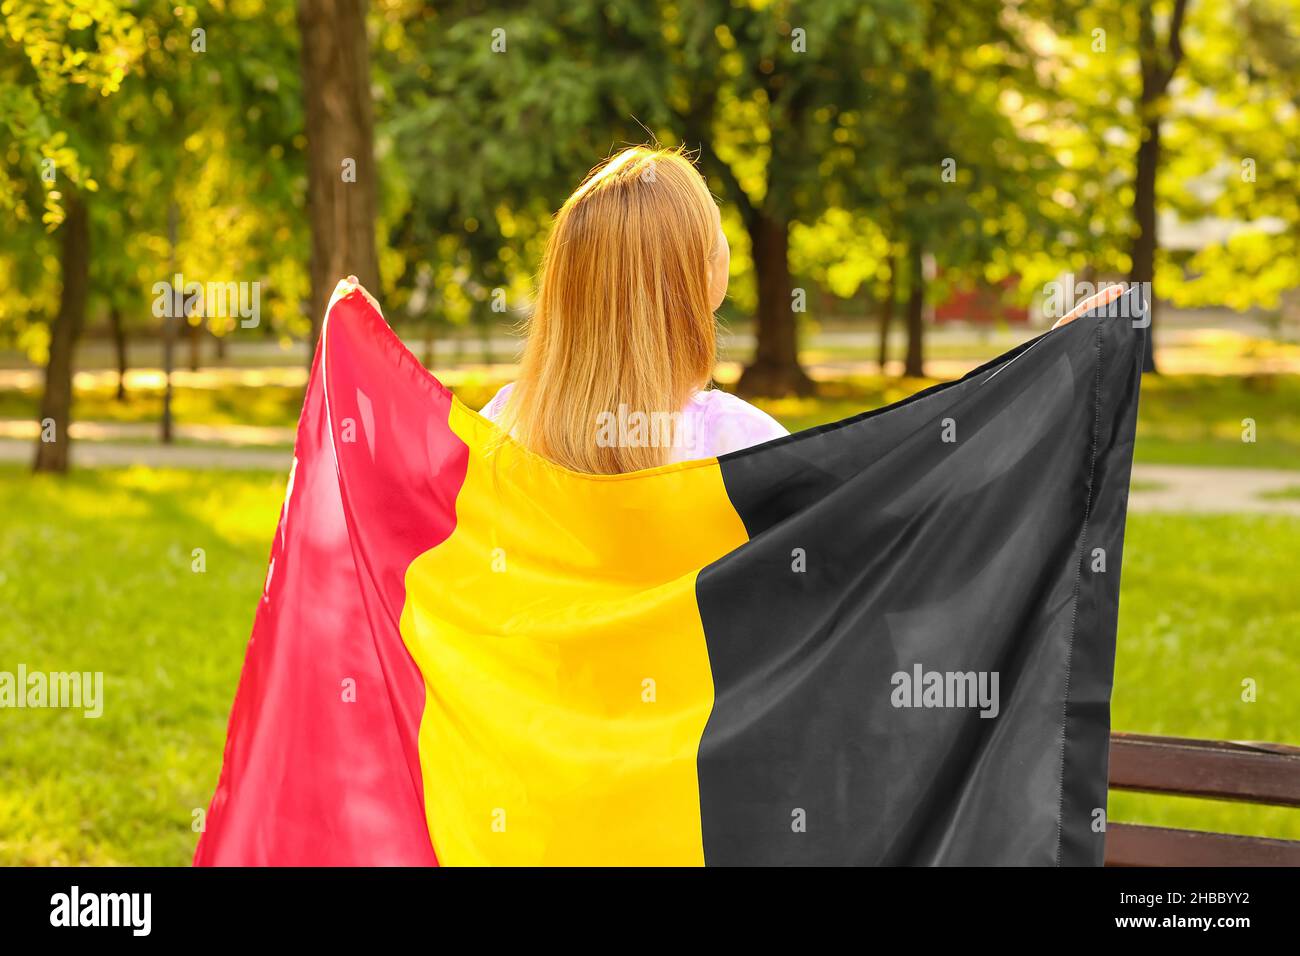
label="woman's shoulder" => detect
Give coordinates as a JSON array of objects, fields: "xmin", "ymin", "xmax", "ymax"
[
  {"xmin": 686, "ymin": 387, "xmax": 789, "ymax": 457},
  {"xmin": 478, "ymin": 382, "xmax": 515, "ymax": 422},
  {"xmin": 479, "ymin": 381, "xmax": 788, "ymax": 457},
  {"xmin": 688, "ymin": 387, "xmax": 785, "ymax": 426}
]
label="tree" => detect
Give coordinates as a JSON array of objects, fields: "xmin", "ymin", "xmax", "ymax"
[
  {"xmin": 4, "ymin": 1, "xmax": 311, "ymax": 467},
  {"xmin": 1131, "ymin": 0, "xmax": 1191, "ymax": 372},
  {"xmin": 834, "ymin": 0, "xmax": 1069, "ymax": 378},
  {"xmin": 1158, "ymin": 0, "xmax": 1300, "ymax": 321},
  {"xmin": 0, "ymin": 0, "xmax": 142, "ymax": 472},
  {"xmin": 32, "ymin": 189, "xmax": 90, "ymax": 472},
  {"xmin": 377, "ymin": 3, "xmax": 667, "ymax": 355},
  {"xmin": 371, "ymin": 0, "xmax": 1300, "ymax": 395},
  {"xmin": 664, "ymin": 1, "xmax": 913, "ymax": 396},
  {"xmin": 1028, "ymin": 0, "xmax": 1300, "ymax": 363},
  {"xmin": 298, "ymin": 0, "xmax": 381, "ymax": 351},
  {"xmin": 379, "ymin": 1, "xmax": 927, "ymax": 396}
]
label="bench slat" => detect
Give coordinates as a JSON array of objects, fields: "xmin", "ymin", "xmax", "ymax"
[
  {"xmin": 1105, "ymin": 822, "xmax": 1300, "ymax": 867},
  {"xmin": 1109, "ymin": 732, "xmax": 1300, "ymax": 806}
]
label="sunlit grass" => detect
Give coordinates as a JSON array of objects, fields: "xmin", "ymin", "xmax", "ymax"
[
  {"xmin": 1257, "ymin": 485, "xmax": 1300, "ymax": 501},
  {"xmin": 1131, "ymin": 373, "xmax": 1300, "ymax": 469},
  {"xmin": 0, "ymin": 466, "xmax": 285, "ymax": 865}
]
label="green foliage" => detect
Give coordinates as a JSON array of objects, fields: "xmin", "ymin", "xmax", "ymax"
[
  {"xmin": 1159, "ymin": 0, "xmax": 1300, "ymax": 313},
  {"xmin": 0, "ymin": 1, "xmax": 310, "ymax": 358},
  {"xmin": 0, "ymin": 0, "xmax": 142, "ymax": 224},
  {"xmin": 4, "ymin": 1, "xmax": 1299, "ymax": 363},
  {"xmin": 371, "ymin": 0, "xmax": 1300, "ymax": 335}
]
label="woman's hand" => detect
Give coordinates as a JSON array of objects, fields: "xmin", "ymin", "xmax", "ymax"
[
  {"xmin": 346, "ymin": 275, "xmax": 384, "ymax": 318},
  {"xmin": 1050, "ymin": 283, "xmax": 1126, "ymax": 330}
]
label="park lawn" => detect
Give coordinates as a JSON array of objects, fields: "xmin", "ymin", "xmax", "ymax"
[
  {"xmin": 1258, "ymin": 484, "xmax": 1300, "ymax": 501},
  {"xmin": 0, "ymin": 468, "xmax": 1296, "ymax": 864},
  {"xmin": 0, "ymin": 466, "xmax": 286, "ymax": 865}
]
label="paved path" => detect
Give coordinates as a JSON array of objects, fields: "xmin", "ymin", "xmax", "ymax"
[
  {"xmin": 1125, "ymin": 465, "xmax": 1300, "ymax": 515},
  {"xmin": 0, "ymin": 419, "xmax": 294, "ymax": 446},
  {"xmin": 2, "ymin": 433, "xmax": 1297, "ymax": 514},
  {"xmin": 0, "ymin": 437, "xmax": 288, "ymax": 471}
]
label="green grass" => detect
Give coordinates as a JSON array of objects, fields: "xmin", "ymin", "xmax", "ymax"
[
  {"xmin": 1128, "ymin": 480, "xmax": 1168, "ymax": 493},
  {"xmin": 1258, "ymin": 484, "xmax": 1300, "ymax": 501},
  {"xmin": 1129, "ymin": 373, "xmax": 1300, "ymax": 470},
  {"xmin": 0, "ymin": 466, "xmax": 285, "ymax": 865},
  {"xmin": 0, "ymin": 465, "xmax": 1296, "ymax": 864}
]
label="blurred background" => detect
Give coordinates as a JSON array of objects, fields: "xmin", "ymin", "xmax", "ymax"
[{"xmin": 0, "ymin": 0, "xmax": 1297, "ymax": 864}]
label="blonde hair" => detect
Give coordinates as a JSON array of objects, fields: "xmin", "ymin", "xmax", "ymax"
[{"xmin": 498, "ymin": 146, "xmax": 721, "ymax": 474}]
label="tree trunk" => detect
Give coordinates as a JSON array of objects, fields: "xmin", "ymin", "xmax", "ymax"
[
  {"xmin": 1129, "ymin": 112, "xmax": 1160, "ymax": 374},
  {"xmin": 736, "ymin": 212, "xmax": 814, "ymax": 397},
  {"xmin": 903, "ymin": 240, "xmax": 925, "ymax": 378},
  {"xmin": 108, "ymin": 305, "xmax": 128, "ymax": 402},
  {"xmin": 215, "ymin": 330, "xmax": 228, "ymax": 361},
  {"xmin": 33, "ymin": 193, "xmax": 90, "ymax": 474},
  {"xmin": 298, "ymin": 0, "xmax": 381, "ymax": 360},
  {"xmin": 187, "ymin": 315, "xmax": 202, "ymax": 372},
  {"xmin": 162, "ymin": 204, "xmax": 178, "ymax": 445},
  {"xmin": 1129, "ymin": 0, "xmax": 1189, "ymax": 374},
  {"xmin": 423, "ymin": 315, "xmax": 436, "ymax": 369},
  {"xmin": 878, "ymin": 253, "xmax": 896, "ymax": 374},
  {"xmin": 478, "ymin": 314, "xmax": 492, "ymax": 366}
]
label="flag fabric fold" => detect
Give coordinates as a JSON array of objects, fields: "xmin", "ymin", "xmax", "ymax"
[{"xmin": 195, "ymin": 284, "xmax": 1144, "ymax": 867}]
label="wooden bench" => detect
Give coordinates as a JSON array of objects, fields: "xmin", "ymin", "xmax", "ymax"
[{"xmin": 1105, "ymin": 732, "xmax": 1300, "ymax": 866}]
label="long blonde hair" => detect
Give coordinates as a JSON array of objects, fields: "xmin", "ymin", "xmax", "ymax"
[{"xmin": 499, "ymin": 146, "xmax": 720, "ymax": 474}]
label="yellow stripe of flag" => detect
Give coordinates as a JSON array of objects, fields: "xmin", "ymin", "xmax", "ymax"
[{"xmin": 400, "ymin": 401, "xmax": 749, "ymax": 865}]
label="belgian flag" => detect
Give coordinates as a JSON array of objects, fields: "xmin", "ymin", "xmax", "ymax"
[{"xmin": 195, "ymin": 284, "xmax": 1144, "ymax": 867}]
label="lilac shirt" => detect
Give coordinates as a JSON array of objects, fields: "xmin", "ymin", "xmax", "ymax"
[{"xmin": 479, "ymin": 383, "xmax": 789, "ymax": 463}]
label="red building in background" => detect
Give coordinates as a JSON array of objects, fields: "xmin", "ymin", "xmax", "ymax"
[{"xmin": 933, "ymin": 276, "xmax": 1029, "ymax": 325}]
